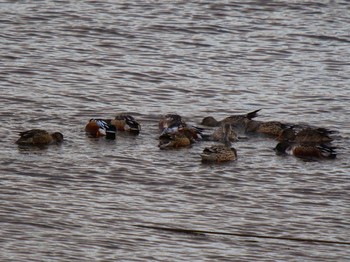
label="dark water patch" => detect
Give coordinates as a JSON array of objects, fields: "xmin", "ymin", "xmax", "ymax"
[{"xmin": 288, "ymin": 33, "xmax": 350, "ymax": 44}]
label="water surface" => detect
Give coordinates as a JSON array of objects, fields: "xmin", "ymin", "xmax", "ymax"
[{"xmin": 1, "ymin": 1, "xmax": 349, "ymax": 261}]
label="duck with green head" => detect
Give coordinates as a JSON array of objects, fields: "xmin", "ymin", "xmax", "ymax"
[
  {"xmin": 111, "ymin": 113, "xmax": 141, "ymax": 134},
  {"xmin": 85, "ymin": 119, "xmax": 117, "ymax": 140}
]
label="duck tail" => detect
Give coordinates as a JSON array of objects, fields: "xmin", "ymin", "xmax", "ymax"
[
  {"xmin": 246, "ymin": 109, "xmax": 261, "ymax": 120},
  {"xmin": 106, "ymin": 124, "xmax": 117, "ymax": 140},
  {"xmin": 317, "ymin": 144, "xmax": 337, "ymax": 159},
  {"xmin": 125, "ymin": 115, "xmax": 141, "ymax": 134},
  {"xmin": 316, "ymin": 127, "xmax": 337, "ymax": 135}
]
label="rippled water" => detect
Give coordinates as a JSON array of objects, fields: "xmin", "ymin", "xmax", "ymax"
[{"xmin": 1, "ymin": 1, "xmax": 349, "ymax": 261}]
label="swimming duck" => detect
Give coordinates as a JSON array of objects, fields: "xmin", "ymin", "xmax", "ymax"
[
  {"xmin": 16, "ymin": 129, "xmax": 64, "ymax": 146},
  {"xmin": 111, "ymin": 114, "xmax": 141, "ymax": 134},
  {"xmin": 85, "ymin": 119, "xmax": 116, "ymax": 140},
  {"xmin": 277, "ymin": 127, "xmax": 334, "ymax": 144},
  {"xmin": 201, "ymin": 109, "xmax": 261, "ymax": 127},
  {"xmin": 159, "ymin": 114, "xmax": 184, "ymax": 132},
  {"xmin": 274, "ymin": 141, "xmax": 336, "ymax": 159},
  {"xmin": 244, "ymin": 120, "xmax": 290, "ymax": 137},
  {"xmin": 159, "ymin": 114, "xmax": 205, "ymax": 141},
  {"xmin": 200, "ymin": 124, "xmax": 238, "ymax": 163},
  {"xmin": 158, "ymin": 128, "xmax": 194, "ymax": 149},
  {"xmin": 209, "ymin": 123, "xmax": 238, "ymax": 142}
]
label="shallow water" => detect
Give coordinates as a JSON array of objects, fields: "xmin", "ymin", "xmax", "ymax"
[{"xmin": 1, "ymin": 1, "xmax": 350, "ymax": 261}]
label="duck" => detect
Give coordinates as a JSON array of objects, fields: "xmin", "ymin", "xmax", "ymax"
[
  {"xmin": 111, "ymin": 114, "xmax": 141, "ymax": 134},
  {"xmin": 274, "ymin": 141, "xmax": 336, "ymax": 159},
  {"xmin": 209, "ymin": 123, "xmax": 238, "ymax": 142},
  {"xmin": 159, "ymin": 114, "xmax": 205, "ymax": 141},
  {"xmin": 277, "ymin": 127, "xmax": 334, "ymax": 144},
  {"xmin": 200, "ymin": 124, "xmax": 238, "ymax": 163},
  {"xmin": 85, "ymin": 119, "xmax": 116, "ymax": 140},
  {"xmin": 244, "ymin": 119, "xmax": 290, "ymax": 137},
  {"xmin": 16, "ymin": 129, "xmax": 64, "ymax": 146},
  {"xmin": 158, "ymin": 128, "xmax": 194, "ymax": 149},
  {"xmin": 159, "ymin": 114, "xmax": 185, "ymax": 132},
  {"xmin": 200, "ymin": 109, "xmax": 261, "ymax": 127}
]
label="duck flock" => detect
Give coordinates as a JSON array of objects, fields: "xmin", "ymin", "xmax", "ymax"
[{"xmin": 15, "ymin": 109, "xmax": 338, "ymax": 162}]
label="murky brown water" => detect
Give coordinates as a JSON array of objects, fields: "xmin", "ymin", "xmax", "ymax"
[{"xmin": 1, "ymin": 1, "xmax": 349, "ymax": 261}]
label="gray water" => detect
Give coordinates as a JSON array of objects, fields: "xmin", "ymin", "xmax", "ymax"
[{"xmin": 1, "ymin": 1, "xmax": 350, "ymax": 261}]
